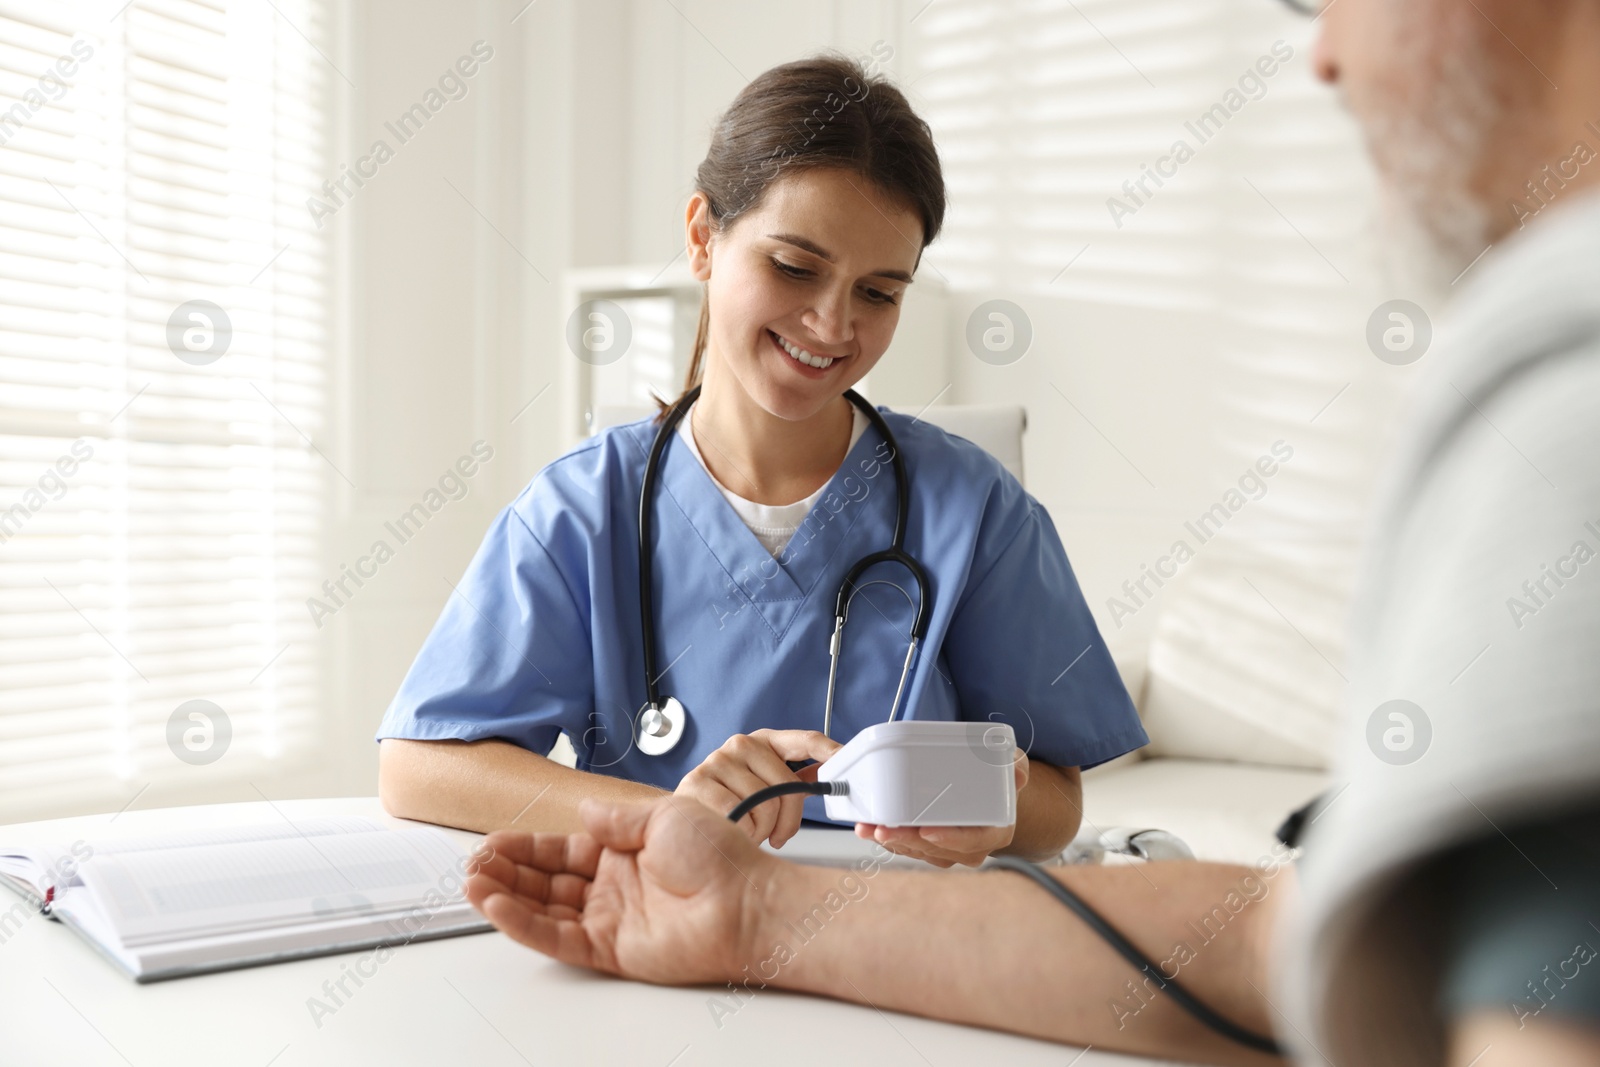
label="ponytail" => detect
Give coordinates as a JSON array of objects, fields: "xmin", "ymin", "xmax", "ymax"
[{"xmin": 657, "ymin": 294, "xmax": 711, "ymax": 420}]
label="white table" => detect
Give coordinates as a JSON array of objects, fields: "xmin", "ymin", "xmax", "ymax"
[{"xmin": 0, "ymin": 798, "xmax": 1186, "ymax": 1067}]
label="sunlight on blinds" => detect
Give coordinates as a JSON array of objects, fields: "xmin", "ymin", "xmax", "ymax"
[
  {"xmin": 0, "ymin": 0, "xmax": 330, "ymax": 814},
  {"xmin": 911, "ymin": 0, "xmax": 1234, "ymax": 306}
]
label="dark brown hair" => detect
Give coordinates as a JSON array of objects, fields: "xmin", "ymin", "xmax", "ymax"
[{"xmin": 658, "ymin": 50, "xmax": 945, "ymax": 417}]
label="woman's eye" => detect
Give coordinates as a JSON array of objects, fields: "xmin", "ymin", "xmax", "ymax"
[
  {"xmin": 772, "ymin": 258, "xmax": 811, "ymax": 278},
  {"xmin": 771, "ymin": 257, "xmax": 898, "ymax": 305}
]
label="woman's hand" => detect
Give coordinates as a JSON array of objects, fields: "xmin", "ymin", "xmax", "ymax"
[
  {"xmin": 674, "ymin": 729, "xmax": 842, "ymax": 848},
  {"xmin": 854, "ymin": 750, "xmax": 1031, "ymax": 868},
  {"xmin": 464, "ymin": 796, "xmax": 772, "ymax": 984}
]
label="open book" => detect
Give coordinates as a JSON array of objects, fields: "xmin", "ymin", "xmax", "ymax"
[{"xmin": 0, "ymin": 815, "xmax": 491, "ymax": 982}]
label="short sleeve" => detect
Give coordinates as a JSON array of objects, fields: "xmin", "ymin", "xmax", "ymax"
[
  {"xmin": 375, "ymin": 504, "xmax": 594, "ymax": 754},
  {"xmin": 942, "ymin": 503, "xmax": 1148, "ymax": 769}
]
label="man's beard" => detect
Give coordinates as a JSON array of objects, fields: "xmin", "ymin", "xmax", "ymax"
[{"xmin": 1358, "ymin": 16, "xmax": 1508, "ymax": 301}]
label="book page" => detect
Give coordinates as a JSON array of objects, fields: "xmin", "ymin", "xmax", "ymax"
[
  {"xmin": 76, "ymin": 826, "xmax": 475, "ymax": 948},
  {"xmin": 85, "ymin": 816, "xmax": 383, "ymax": 857},
  {"xmin": 1, "ymin": 817, "xmax": 382, "ymax": 902},
  {"xmin": 0, "ymin": 843, "xmax": 95, "ymax": 901}
]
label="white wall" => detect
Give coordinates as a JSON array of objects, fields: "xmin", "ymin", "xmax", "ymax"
[{"xmin": 318, "ymin": 0, "xmax": 627, "ymax": 800}]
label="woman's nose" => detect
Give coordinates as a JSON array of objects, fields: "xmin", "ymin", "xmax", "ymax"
[{"xmin": 803, "ymin": 287, "xmax": 853, "ymax": 347}]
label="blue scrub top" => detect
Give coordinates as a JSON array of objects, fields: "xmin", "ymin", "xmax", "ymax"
[{"xmin": 376, "ymin": 408, "xmax": 1147, "ymax": 821}]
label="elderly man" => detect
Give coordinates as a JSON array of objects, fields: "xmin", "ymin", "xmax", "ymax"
[{"xmin": 463, "ymin": 1, "xmax": 1600, "ymax": 1063}]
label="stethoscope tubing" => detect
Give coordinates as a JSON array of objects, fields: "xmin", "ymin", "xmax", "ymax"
[{"xmin": 636, "ymin": 384, "xmax": 930, "ymax": 750}]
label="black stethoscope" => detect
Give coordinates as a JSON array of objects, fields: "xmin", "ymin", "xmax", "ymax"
[{"xmin": 633, "ymin": 384, "xmax": 932, "ymax": 756}]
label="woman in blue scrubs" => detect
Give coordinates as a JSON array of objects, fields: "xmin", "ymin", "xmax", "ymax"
[{"xmin": 377, "ymin": 54, "xmax": 1147, "ymax": 867}]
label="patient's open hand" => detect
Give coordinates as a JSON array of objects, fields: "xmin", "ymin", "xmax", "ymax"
[{"xmin": 463, "ymin": 796, "xmax": 771, "ymax": 984}]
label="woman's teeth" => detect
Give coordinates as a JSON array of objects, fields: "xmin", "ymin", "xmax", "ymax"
[{"xmin": 772, "ymin": 330, "xmax": 835, "ymax": 370}]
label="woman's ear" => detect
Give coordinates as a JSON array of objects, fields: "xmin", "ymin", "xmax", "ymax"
[{"xmin": 685, "ymin": 193, "xmax": 714, "ymax": 281}]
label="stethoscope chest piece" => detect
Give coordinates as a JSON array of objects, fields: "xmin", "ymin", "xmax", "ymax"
[{"xmin": 636, "ymin": 696, "xmax": 686, "ymax": 756}]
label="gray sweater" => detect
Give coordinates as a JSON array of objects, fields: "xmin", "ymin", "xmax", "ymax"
[{"xmin": 1277, "ymin": 189, "xmax": 1600, "ymax": 1065}]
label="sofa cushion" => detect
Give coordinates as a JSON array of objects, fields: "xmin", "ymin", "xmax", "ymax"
[{"xmin": 1136, "ymin": 538, "xmax": 1355, "ymax": 769}]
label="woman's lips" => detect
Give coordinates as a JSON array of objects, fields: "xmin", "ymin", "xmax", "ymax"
[{"xmin": 768, "ymin": 329, "xmax": 842, "ymax": 378}]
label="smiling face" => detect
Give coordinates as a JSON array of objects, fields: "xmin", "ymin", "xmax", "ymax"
[{"xmin": 686, "ymin": 166, "xmax": 924, "ymax": 423}]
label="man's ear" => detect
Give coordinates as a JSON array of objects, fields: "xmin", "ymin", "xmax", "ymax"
[{"xmin": 685, "ymin": 193, "xmax": 714, "ymax": 281}]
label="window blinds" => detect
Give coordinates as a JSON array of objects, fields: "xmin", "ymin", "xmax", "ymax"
[
  {"xmin": 0, "ymin": 0, "xmax": 330, "ymax": 815},
  {"xmin": 910, "ymin": 0, "xmax": 1409, "ymax": 767}
]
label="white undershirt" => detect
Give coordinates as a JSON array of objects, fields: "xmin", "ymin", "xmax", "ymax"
[{"xmin": 678, "ymin": 401, "xmax": 869, "ymax": 557}]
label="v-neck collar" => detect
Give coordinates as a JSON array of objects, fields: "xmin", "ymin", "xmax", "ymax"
[{"xmin": 636, "ymin": 409, "xmax": 891, "ymax": 639}]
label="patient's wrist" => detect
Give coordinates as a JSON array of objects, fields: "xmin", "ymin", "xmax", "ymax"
[{"xmin": 732, "ymin": 861, "xmax": 833, "ymax": 988}]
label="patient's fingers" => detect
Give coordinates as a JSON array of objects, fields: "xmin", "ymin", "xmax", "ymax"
[
  {"xmin": 477, "ymin": 890, "xmax": 597, "ymax": 970},
  {"xmin": 467, "ymin": 834, "xmax": 599, "ymax": 914},
  {"xmin": 476, "ymin": 866, "xmax": 591, "ymax": 910},
  {"xmin": 477, "ymin": 829, "xmax": 603, "ymax": 879},
  {"xmin": 463, "ymin": 869, "xmax": 513, "ymax": 912},
  {"xmin": 543, "ymin": 871, "xmax": 592, "ymax": 911},
  {"xmin": 464, "ymin": 848, "xmax": 537, "ymax": 897}
]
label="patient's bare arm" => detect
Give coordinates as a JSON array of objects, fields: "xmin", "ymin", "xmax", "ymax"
[
  {"xmin": 759, "ymin": 841, "xmax": 1289, "ymax": 1064},
  {"xmin": 464, "ymin": 795, "xmax": 1290, "ymax": 1066}
]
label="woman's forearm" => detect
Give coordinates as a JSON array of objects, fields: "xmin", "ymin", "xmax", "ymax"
[
  {"xmin": 999, "ymin": 761, "xmax": 1082, "ymax": 862},
  {"xmin": 377, "ymin": 737, "xmax": 666, "ymax": 834},
  {"xmin": 746, "ymin": 858, "xmax": 1290, "ymax": 1066}
]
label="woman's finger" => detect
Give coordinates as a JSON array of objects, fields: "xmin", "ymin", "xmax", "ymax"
[
  {"xmin": 729, "ymin": 735, "xmax": 823, "ymax": 848},
  {"xmin": 726, "ymin": 734, "xmax": 832, "ymax": 848},
  {"xmin": 681, "ymin": 767, "xmax": 776, "ymax": 842},
  {"xmin": 684, "ymin": 731, "xmax": 841, "ymax": 847},
  {"xmin": 875, "ymin": 838, "xmax": 955, "ymax": 868},
  {"xmin": 677, "ymin": 773, "xmax": 744, "ymax": 821},
  {"xmin": 721, "ymin": 733, "xmax": 809, "ymax": 788},
  {"xmin": 868, "ymin": 823, "xmax": 1003, "ymax": 868},
  {"xmin": 921, "ymin": 825, "xmax": 1011, "ymax": 866},
  {"xmin": 771, "ymin": 790, "xmax": 806, "ymax": 848},
  {"xmin": 918, "ymin": 825, "xmax": 1002, "ymax": 853},
  {"xmin": 750, "ymin": 728, "xmax": 843, "ymax": 766},
  {"xmin": 704, "ymin": 738, "xmax": 799, "ymax": 842}
]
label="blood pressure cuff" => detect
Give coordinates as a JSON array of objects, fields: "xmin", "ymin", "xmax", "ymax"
[{"xmin": 1435, "ymin": 800, "xmax": 1600, "ymax": 1029}]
